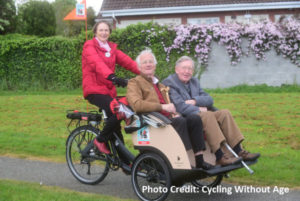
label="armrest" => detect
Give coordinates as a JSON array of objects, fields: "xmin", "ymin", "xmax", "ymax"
[
  {"xmin": 145, "ymin": 112, "xmax": 172, "ymax": 124},
  {"xmin": 124, "ymin": 112, "xmax": 171, "ymax": 134}
]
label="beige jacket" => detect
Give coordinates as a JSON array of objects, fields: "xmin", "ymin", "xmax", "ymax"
[{"xmin": 126, "ymin": 75, "xmax": 169, "ymax": 113}]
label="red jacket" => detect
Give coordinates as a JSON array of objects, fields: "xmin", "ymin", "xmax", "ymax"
[{"xmin": 82, "ymin": 38, "xmax": 140, "ymax": 98}]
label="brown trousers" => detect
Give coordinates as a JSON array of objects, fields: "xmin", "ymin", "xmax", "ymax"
[{"xmin": 199, "ymin": 109, "xmax": 244, "ymax": 153}]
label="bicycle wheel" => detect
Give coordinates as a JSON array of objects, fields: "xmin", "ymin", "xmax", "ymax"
[
  {"xmin": 66, "ymin": 125, "xmax": 109, "ymax": 185},
  {"xmin": 131, "ymin": 153, "xmax": 171, "ymax": 201},
  {"xmin": 191, "ymin": 175, "xmax": 223, "ymax": 188}
]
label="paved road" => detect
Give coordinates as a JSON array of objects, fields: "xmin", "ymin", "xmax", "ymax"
[{"xmin": 0, "ymin": 156, "xmax": 299, "ymax": 201}]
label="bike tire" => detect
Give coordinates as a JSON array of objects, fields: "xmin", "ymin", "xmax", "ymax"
[
  {"xmin": 66, "ymin": 125, "xmax": 109, "ymax": 185},
  {"xmin": 131, "ymin": 152, "xmax": 171, "ymax": 201},
  {"xmin": 191, "ymin": 175, "xmax": 223, "ymax": 188}
]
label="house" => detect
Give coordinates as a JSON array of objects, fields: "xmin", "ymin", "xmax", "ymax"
[{"xmin": 96, "ymin": 0, "xmax": 300, "ymax": 28}]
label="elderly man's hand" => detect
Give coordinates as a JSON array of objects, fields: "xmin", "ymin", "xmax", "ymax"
[
  {"xmin": 161, "ymin": 103, "xmax": 176, "ymax": 114},
  {"xmin": 199, "ymin": 107, "xmax": 208, "ymax": 112},
  {"xmin": 185, "ymin": 99, "xmax": 196, "ymax": 105}
]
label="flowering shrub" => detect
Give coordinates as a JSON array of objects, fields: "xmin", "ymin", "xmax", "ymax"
[
  {"xmin": 211, "ymin": 23, "xmax": 243, "ymax": 65},
  {"xmin": 162, "ymin": 24, "xmax": 212, "ymax": 65},
  {"xmin": 277, "ymin": 19, "xmax": 300, "ymax": 66},
  {"xmin": 143, "ymin": 18, "xmax": 300, "ymax": 67}
]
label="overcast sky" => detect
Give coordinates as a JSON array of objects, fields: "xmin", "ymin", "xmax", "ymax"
[
  {"xmin": 77, "ymin": 0, "xmax": 103, "ymax": 13},
  {"xmin": 45, "ymin": 0, "xmax": 103, "ymax": 13}
]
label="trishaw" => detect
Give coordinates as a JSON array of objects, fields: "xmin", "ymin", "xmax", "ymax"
[{"xmin": 65, "ymin": 104, "xmax": 258, "ymax": 201}]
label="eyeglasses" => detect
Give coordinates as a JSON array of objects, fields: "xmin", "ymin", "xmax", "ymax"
[
  {"xmin": 180, "ymin": 66, "xmax": 194, "ymax": 72},
  {"xmin": 141, "ymin": 60, "xmax": 154, "ymax": 65}
]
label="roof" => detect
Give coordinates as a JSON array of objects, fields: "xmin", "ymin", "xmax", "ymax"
[
  {"xmin": 101, "ymin": 0, "xmax": 300, "ymax": 11},
  {"xmin": 99, "ymin": 0, "xmax": 300, "ymax": 17}
]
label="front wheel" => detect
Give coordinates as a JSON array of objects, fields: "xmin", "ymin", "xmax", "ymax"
[
  {"xmin": 66, "ymin": 125, "xmax": 109, "ymax": 185},
  {"xmin": 131, "ymin": 153, "xmax": 171, "ymax": 201},
  {"xmin": 191, "ymin": 175, "xmax": 223, "ymax": 188}
]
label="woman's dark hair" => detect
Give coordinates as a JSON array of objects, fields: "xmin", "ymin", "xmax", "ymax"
[{"xmin": 92, "ymin": 20, "xmax": 112, "ymax": 35}]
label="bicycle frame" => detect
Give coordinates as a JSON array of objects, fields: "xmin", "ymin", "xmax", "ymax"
[{"xmin": 67, "ymin": 109, "xmax": 136, "ymax": 173}]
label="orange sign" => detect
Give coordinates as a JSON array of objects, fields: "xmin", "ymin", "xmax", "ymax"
[{"xmin": 63, "ymin": 0, "xmax": 87, "ymax": 21}]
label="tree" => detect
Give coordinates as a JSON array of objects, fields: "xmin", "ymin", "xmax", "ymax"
[
  {"xmin": 87, "ymin": 7, "xmax": 96, "ymax": 29},
  {"xmin": 18, "ymin": 0, "xmax": 56, "ymax": 36},
  {"xmin": 52, "ymin": 0, "xmax": 76, "ymax": 36},
  {"xmin": 52, "ymin": 0, "xmax": 95, "ymax": 36},
  {"xmin": 0, "ymin": 0, "xmax": 17, "ymax": 34}
]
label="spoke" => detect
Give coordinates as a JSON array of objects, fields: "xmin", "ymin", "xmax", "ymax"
[
  {"xmin": 87, "ymin": 132, "xmax": 95, "ymax": 142},
  {"xmin": 74, "ymin": 135, "xmax": 83, "ymax": 152},
  {"xmin": 77, "ymin": 130, "xmax": 88, "ymax": 152},
  {"xmin": 73, "ymin": 135, "xmax": 80, "ymax": 145},
  {"xmin": 80, "ymin": 130, "xmax": 87, "ymax": 145},
  {"xmin": 87, "ymin": 163, "xmax": 91, "ymax": 175}
]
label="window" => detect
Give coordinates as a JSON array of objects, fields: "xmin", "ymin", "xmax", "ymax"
[{"xmin": 187, "ymin": 17, "xmax": 220, "ymax": 25}]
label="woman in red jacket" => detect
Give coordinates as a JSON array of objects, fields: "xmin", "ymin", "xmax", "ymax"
[{"xmin": 82, "ymin": 20, "xmax": 139, "ymax": 154}]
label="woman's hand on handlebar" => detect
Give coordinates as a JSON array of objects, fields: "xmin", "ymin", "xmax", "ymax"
[
  {"xmin": 114, "ymin": 77, "xmax": 128, "ymax": 87},
  {"xmin": 107, "ymin": 74, "xmax": 128, "ymax": 87}
]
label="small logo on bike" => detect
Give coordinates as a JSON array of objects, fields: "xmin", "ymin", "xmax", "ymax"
[{"xmin": 136, "ymin": 120, "xmax": 150, "ymax": 144}]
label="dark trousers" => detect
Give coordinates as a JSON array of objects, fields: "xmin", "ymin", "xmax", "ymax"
[
  {"xmin": 171, "ymin": 114, "xmax": 205, "ymax": 153},
  {"xmin": 86, "ymin": 94, "xmax": 123, "ymax": 143}
]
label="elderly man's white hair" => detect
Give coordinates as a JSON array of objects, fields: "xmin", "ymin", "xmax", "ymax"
[
  {"xmin": 136, "ymin": 48, "xmax": 158, "ymax": 67},
  {"xmin": 175, "ymin": 56, "xmax": 195, "ymax": 69}
]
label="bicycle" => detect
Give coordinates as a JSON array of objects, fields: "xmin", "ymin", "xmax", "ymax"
[{"xmin": 65, "ymin": 109, "xmax": 134, "ymax": 184}]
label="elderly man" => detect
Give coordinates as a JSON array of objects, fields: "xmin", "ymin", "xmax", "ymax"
[
  {"xmin": 126, "ymin": 49, "xmax": 214, "ymax": 170},
  {"xmin": 162, "ymin": 56, "xmax": 260, "ymax": 166}
]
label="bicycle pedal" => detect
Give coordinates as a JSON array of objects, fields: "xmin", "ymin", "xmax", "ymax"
[{"xmin": 89, "ymin": 149, "xmax": 96, "ymax": 156}]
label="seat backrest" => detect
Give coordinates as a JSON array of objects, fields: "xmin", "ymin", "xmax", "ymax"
[{"xmin": 144, "ymin": 112, "xmax": 172, "ymax": 124}]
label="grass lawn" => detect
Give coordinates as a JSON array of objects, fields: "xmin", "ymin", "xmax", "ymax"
[
  {"xmin": 0, "ymin": 179, "xmax": 135, "ymax": 201},
  {"xmin": 0, "ymin": 89, "xmax": 299, "ymax": 188}
]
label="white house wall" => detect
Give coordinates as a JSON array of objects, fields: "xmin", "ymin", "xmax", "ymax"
[
  {"xmin": 187, "ymin": 17, "xmax": 220, "ymax": 25},
  {"xmin": 224, "ymin": 14, "xmax": 269, "ymax": 23},
  {"xmin": 199, "ymin": 41, "xmax": 300, "ymax": 88},
  {"xmin": 116, "ymin": 18, "xmax": 181, "ymax": 28}
]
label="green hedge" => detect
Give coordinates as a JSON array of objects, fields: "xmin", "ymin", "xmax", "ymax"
[
  {"xmin": 0, "ymin": 34, "xmax": 84, "ymax": 90},
  {"xmin": 110, "ymin": 22, "xmax": 190, "ymax": 80},
  {"xmin": 0, "ymin": 23, "xmax": 182, "ymax": 90}
]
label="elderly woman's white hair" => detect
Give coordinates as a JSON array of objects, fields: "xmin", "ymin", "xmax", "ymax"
[{"xmin": 135, "ymin": 48, "xmax": 158, "ymax": 67}]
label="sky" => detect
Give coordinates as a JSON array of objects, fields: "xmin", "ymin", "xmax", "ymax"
[
  {"xmin": 45, "ymin": 0, "xmax": 103, "ymax": 13},
  {"xmin": 79, "ymin": 0, "xmax": 103, "ymax": 13}
]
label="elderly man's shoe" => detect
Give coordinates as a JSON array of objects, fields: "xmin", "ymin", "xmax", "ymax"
[
  {"xmin": 238, "ymin": 150, "xmax": 260, "ymax": 161},
  {"xmin": 216, "ymin": 155, "xmax": 242, "ymax": 166},
  {"xmin": 195, "ymin": 155, "xmax": 214, "ymax": 170},
  {"xmin": 197, "ymin": 161, "xmax": 215, "ymax": 170},
  {"xmin": 94, "ymin": 139, "xmax": 111, "ymax": 154}
]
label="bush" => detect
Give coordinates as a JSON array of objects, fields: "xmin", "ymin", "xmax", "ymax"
[
  {"xmin": 0, "ymin": 35, "xmax": 83, "ymax": 90},
  {"xmin": 1, "ymin": 21, "xmax": 299, "ymax": 91},
  {"xmin": 0, "ymin": 22, "xmax": 172, "ymax": 91}
]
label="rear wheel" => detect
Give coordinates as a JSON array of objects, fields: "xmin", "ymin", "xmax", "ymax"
[
  {"xmin": 131, "ymin": 153, "xmax": 171, "ymax": 201},
  {"xmin": 66, "ymin": 125, "xmax": 109, "ymax": 184},
  {"xmin": 191, "ymin": 175, "xmax": 223, "ymax": 188}
]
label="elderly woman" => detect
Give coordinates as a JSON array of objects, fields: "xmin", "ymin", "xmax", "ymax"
[
  {"xmin": 126, "ymin": 49, "xmax": 214, "ymax": 170},
  {"xmin": 81, "ymin": 20, "xmax": 140, "ymax": 154}
]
